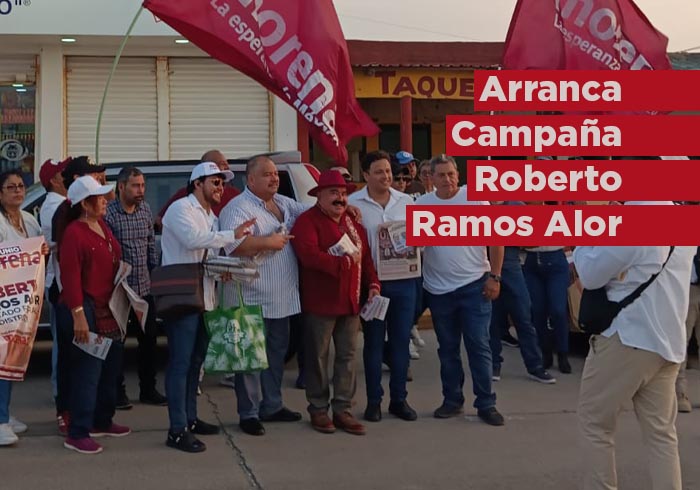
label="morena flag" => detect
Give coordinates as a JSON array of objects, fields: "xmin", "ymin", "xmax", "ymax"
[
  {"xmin": 143, "ymin": 0, "xmax": 379, "ymax": 165},
  {"xmin": 502, "ymin": 0, "xmax": 673, "ymax": 71}
]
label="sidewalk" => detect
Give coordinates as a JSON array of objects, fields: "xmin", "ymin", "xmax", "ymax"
[{"xmin": 5, "ymin": 333, "xmax": 700, "ymax": 490}]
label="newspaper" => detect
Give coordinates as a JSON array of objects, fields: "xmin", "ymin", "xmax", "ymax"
[
  {"xmin": 72, "ymin": 332, "xmax": 112, "ymax": 361},
  {"xmin": 328, "ymin": 233, "xmax": 359, "ymax": 257},
  {"xmin": 204, "ymin": 256, "xmax": 260, "ymax": 283},
  {"xmin": 109, "ymin": 261, "xmax": 149, "ymax": 337},
  {"xmin": 376, "ymin": 221, "xmax": 421, "ymax": 281},
  {"xmin": 360, "ymin": 295, "xmax": 390, "ymax": 321}
]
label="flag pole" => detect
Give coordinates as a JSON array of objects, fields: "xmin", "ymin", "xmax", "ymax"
[{"xmin": 95, "ymin": 5, "xmax": 145, "ymax": 164}]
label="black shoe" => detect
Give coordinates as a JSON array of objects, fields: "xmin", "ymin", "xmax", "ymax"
[
  {"xmin": 116, "ymin": 389, "xmax": 133, "ymax": 411},
  {"xmin": 260, "ymin": 407, "xmax": 302, "ymax": 422},
  {"xmin": 189, "ymin": 418, "xmax": 220, "ymax": 435},
  {"xmin": 166, "ymin": 430, "xmax": 206, "ymax": 453},
  {"xmin": 433, "ymin": 402, "xmax": 464, "ymax": 419},
  {"xmin": 389, "ymin": 401, "xmax": 418, "ymax": 421},
  {"xmin": 558, "ymin": 353, "xmax": 572, "ymax": 374},
  {"xmin": 140, "ymin": 389, "xmax": 168, "ymax": 406},
  {"xmin": 364, "ymin": 403, "xmax": 382, "ymax": 422},
  {"xmin": 478, "ymin": 407, "xmax": 505, "ymax": 426},
  {"xmin": 501, "ymin": 332, "xmax": 519, "ymax": 348},
  {"xmin": 239, "ymin": 418, "xmax": 265, "ymax": 436},
  {"xmin": 527, "ymin": 368, "xmax": 557, "ymax": 384}
]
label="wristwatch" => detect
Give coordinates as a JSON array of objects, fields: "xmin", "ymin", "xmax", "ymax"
[{"xmin": 488, "ymin": 273, "xmax": 502, "ymax": 282}]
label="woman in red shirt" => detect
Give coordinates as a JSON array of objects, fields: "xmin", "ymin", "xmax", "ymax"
[{"xmin": 57, "ymin": 175, "xmax": 130, "ymax": 455}]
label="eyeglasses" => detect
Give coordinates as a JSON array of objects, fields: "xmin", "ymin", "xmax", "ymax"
[
  {"xmin": 396, "ymin": 176, "xmax": 412, "ymax": 183},
  {"xmin": 208, "ymin": 179, "xmax": 224, "ymax": 187},
  {"xmin": 2, "ymin": 184, "xmax": 25, "ymax": 192}
]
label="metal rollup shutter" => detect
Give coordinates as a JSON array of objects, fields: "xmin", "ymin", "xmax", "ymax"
[
  {"xmin": 0, "ymin": 55, "xmax": 36, "ymax": 85},
  {"xmin": 168, "ymin": 57, "xmax": 270, "ymax": 159},
  {"xmin": 66, "ymin": 57, "xmax": 158, "ymax": 163}
]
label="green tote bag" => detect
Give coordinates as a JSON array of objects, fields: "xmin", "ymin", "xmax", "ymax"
[{"xmin": 203, "ymin": 283, "xmax": 268, "ymax": 373}]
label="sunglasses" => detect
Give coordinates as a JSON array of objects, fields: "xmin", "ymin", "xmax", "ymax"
[
  {"xmin": 207, "ymin": 178, "xmax": 224, "ymax": 187},
  {"xmin": 395, "ymin": 176, "xmax": 412, "ymax": 183}
]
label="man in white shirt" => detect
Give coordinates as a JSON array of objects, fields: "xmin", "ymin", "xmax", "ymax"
[
  {"xmin": 160, "ymin": 162, "xmax": 254, "ymax": 453},
  {"xmin": 574, "ymin": 205, "xmax": 695, "ymax": 490},
  {"xmin": 219, "ymin": 155, "xmax": 307, "ymax": 436},
  {"xmin": 415, "ymin": 154, "xmax": 505, "ymax": 426},
  {"xmin": 38, "ymin": 158, "xmax": 68, "ymax": 410},
  {"xmin": 348, "ymin": 150, "xmax": 420, "ymax": 423}
]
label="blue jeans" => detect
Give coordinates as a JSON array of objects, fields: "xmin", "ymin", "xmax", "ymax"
[
  {"xmin": 413, "ymin": 276, "xmax": 428, "ymax": 325},
  {"xmin": 234, "ymin": 317, "xmax": 290, "ymax": 420},
  {"xmin": 363, "ymin": 279, "xmax": 416, "ymax": 404},
  {"xmin": 490, "ymin": 262, "xmax": 544, "ymax": 373},
  {"xmin": 0, "ymin": 380, "xmax": 11, "ymax": 424},
  {"xmin": 425, "ymin": 275, "xmax": 496, "ymax": 411},
  {"xmin": 56, "ymin": 300, "xmax": 125, "ymax": 439},
  {"xmin": 165, "ymin": 313, "xmax": 209, "ymax": 432},
  {"xmin": 524, "ymin": 250, "xmax": 570, "ymax": 354}
]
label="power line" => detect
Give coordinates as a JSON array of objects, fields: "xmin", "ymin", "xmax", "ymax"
[{"xmin": 338, "ymin": 12, "xmax": 483, "ymax": 41}]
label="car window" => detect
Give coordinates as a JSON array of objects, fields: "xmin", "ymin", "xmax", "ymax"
[{"xmin": 108, "ymin": 170, "xmax": 295, "ymax": 217}]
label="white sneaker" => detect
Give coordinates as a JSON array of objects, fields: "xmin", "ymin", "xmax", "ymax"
[
  {"xmin": 9, "ymin": 416, "xmax": 27, "ymax": 434},
  {"xmin": 0, "ymin": 423, "xmax": 18, "ymax": 446},
  {"xmin": 409, "ymin": 340, "xmax": 421, "ymax": 360},
  {"xmin": 411, "ymin": 325, "xmax": 426, "ymax": 348}
]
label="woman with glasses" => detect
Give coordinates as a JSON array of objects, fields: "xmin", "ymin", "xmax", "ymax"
[
  {"xmin": 0, "ymin": 169, "xmax": 48, "ymax": 446},
  {"xmin": 418, "ymin": 160, "xmax": 434, "ymax": 194}
]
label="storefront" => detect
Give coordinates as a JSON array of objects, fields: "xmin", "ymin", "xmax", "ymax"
[{"xmin": 0, "ymin": 2, "xmax": 298, "ymax": 183}]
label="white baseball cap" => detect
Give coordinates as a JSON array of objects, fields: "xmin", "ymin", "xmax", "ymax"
[
  {"xmin": 190, "ymin": 161, "xmax": 234, "ymax": 183},
  {"xmin": 68, "ymin": 175, "xmax": 114, "ymax": 207}
]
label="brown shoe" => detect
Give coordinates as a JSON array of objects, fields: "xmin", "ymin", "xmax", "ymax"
[
  {"xmin": 310, "ymin": 412, "xmax": 336, "ymax": 434},
  {"xmin": 333, "ymin": 411, "xmax": 366, "ymax": 436}
]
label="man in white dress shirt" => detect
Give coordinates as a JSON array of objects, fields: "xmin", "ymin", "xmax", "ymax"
[
  {"xmin": 574, "ymin": 203, "xmax": 695, "ymax": 490},
  {"xmin": 160, "ymin": 162, "xmax": 253, "ymax": 453}
]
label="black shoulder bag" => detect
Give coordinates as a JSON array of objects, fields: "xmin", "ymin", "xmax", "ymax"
[{"xmin": 578, "ymin": 247, "xmax": 675, "ymax": 335}]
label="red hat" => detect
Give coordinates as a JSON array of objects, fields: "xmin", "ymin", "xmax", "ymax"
[
  {"xmin": 308, "ymin": 170, "xmax": 357, "ymax": 197},
  {"xmin": 39, "ymin": 158, "xmax": 70, "ymax": 188}
]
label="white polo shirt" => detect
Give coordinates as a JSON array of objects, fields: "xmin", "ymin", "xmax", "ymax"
[{"xmin": 415, "ymin": 186, "xmax": 490, "ymax": 295}]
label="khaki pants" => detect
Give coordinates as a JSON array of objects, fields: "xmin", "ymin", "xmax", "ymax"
[
  {"xmin": 676, "ymin": 284, "xmax": 700, "ymax": 396},
  {"xmin": 304, "ymin": 314, "xmax": 360, "ymax": 415},
  {"xmin": 578, "ymin": 333, "xmax": 681, "ymax": 490}
]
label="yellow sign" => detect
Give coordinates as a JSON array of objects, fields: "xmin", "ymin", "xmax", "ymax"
[{"xmin": 354, "ymin": 69, "xmax": 475, "ymax": 100}]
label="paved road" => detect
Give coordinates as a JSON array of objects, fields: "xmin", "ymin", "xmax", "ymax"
[{"xmin": 5, "ymin": 332, "xmax": 700, "ymax": 490}]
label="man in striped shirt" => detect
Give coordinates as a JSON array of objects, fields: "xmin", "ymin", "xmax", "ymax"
[{"xmin": 219, "ymin": 155, "xmax": 308, "ymax": 436}]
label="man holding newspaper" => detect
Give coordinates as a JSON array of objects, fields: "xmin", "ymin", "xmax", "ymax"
[
  {"xmin": 348, "ymin": 150, "xmax": 421, "ymax": 423},
  {"xmin": 292, "ymin": 170, "xmax": 380, "ymax": 436}
]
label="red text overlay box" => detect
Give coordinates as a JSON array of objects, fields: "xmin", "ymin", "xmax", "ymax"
[
  {"xmin": 446, "ymin": 115, "xmax": 700, "ymax": 157},
  {"xmin": 467, "ymin": 159, "xmax": 700, "ymax": 201},
  {"xmin": 406, "ymin": 205, "xmax": 700, "ymax": 246},
  {"xmin": 473, "ymin": 70, "xmax": 700, "ymax": 112}
]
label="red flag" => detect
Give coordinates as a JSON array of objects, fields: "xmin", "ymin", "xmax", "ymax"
[
  {"xmin": 503, "ymin": 0, "xmax": 672, "ymax": 71},
  {"xmin": 143, "ymin": 0, "xmax": 378, "ymax": 164}
]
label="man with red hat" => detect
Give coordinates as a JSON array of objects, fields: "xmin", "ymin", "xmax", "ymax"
[
  {"xmin": 38, "ymin": 157, "xmax": 70, "ymax": 428},
  {"xmin": 291, "ymin": 170, "xmax": 380, "ymax": 436}
]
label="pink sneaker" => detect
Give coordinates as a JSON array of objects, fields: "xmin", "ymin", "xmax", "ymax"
[
  {"xmin": 64, "ymin": 437, "xmax": 103, "ymax": 454},
  {"xmin": 90, "ymin": 423, "xmax": 131, "ymax": 438}
]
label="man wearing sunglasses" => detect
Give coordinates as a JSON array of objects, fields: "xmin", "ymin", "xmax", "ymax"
[{"xmin": 160, "ymin": 162, "xmax": 255, "ymax": 453}]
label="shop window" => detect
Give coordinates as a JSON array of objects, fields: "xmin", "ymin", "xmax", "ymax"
[
  {"xmin": 0, "ymin": 86, "xmax": 35, "ymax": 186},
  {"xmin": 378, "ymin": 124, "xmax": 431, "ymax": 160}
]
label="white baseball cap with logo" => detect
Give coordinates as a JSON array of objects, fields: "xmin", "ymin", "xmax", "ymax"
[
  {"xmin": 68, "ymin": 175, "xmax": 114, "ymax": 207},
  {"xmin": 190, "ymin": 161, "xmax": 234, "ymax": 183}
]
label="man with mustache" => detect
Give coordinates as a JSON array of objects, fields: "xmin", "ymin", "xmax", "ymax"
[
  {"xmin": 291, "ymin": 170, "xmax": 380, "ymax": 436},
  {"xmin": 105, "ymin": 166, "xmax": 167, "ymax": 409}
]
